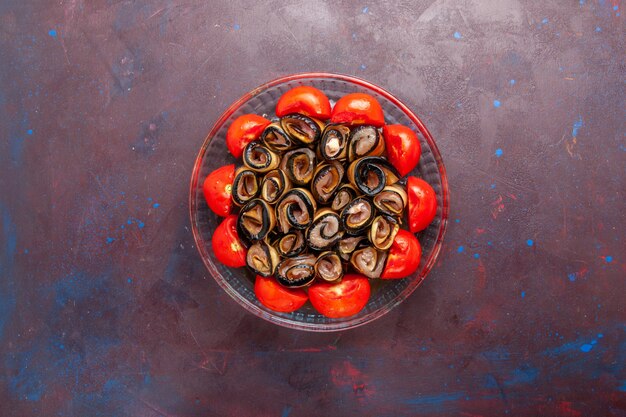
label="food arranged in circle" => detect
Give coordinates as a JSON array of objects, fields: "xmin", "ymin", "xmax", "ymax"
[{"xmin": 204, "ymin": 86, "xmax": 437, "ymax": 318}]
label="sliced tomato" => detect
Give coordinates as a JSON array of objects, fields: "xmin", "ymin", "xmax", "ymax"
[
  {"xmin": 407, "ymin": 176, "xmax": 437, "ymax": 233},
  {"xmin": 255, "ymin": 275, "xmax": 308, "ymax": 313},
  {"xmin": 381, "ymin": 229, "xmax": 422, "ymax": 279},
  {"xmin": 211, "ymin": 215, "xmax": 247, "ymax": 267},
  {"xmin": 330, "ymin": 93, "xmax": 385, "ymax": 127},
  {"xmin": 308, "ymin": 274, "xmax": 371, "ymax": 318},
  {"xmin": 275, "ymin": 86, "xmax": 331, "ymax": 119},
  {"xmin": 226, "ymin": 114, "xmax": 271, "ymax": 159},
  {"xmin": 383, "ymin": 125, "xmax": 421, "ymax": 177},
  {"xmin": 202, "ymin": 164, "xmax": 235, "ymax": 217}
]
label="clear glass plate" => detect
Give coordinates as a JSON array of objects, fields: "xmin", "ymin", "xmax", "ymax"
[{"xmin": 189, "ymin": 73, "xmax": 449, "ymax": 331}]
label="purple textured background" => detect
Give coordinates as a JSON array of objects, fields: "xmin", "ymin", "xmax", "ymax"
[{"xmin": 1, "ymin": 0, "xmax": 624, "ymax": 416}]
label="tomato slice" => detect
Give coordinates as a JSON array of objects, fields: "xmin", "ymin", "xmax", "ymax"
[
  {"xmin": 202, "ymin": 164, "xmax": 235, "ymax": 217},
  {"xmin": 254, "ymin": 275, "xmax": 308, "ymax": 313},
  {"xmin": 308, "ymin": 274, "xmax": 371, "ymax": 318},
  {"xmin": 381, "ymin": 229, "xmax": 422, "ymax": 279},
  {"xmin": 382, "ymin": 125, "xmax": 421, "ymax": 177},
  {"xmin": 276, "ymin": 86, "xmax": 331, "ymax": 119},
  {"xmin": 407, "ymin": 176, "xmax": 437, "ymax": 233},
  {"xmin": 211, "ymin": 215, "xmax": 247, "ymax": 267},
  {"xmin": 330, "ymin": 93, "xmax": 385, "ymax": 127},
  {"xmin": 226, "ymin": 114, "xmax": 271, "ymax": 159}
]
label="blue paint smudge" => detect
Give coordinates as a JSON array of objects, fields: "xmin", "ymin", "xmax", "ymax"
[
  {"xmin": 487, "ymin": 241, "xmax": 493, "ymax": 246},
  {"xmin": 453, "ymin": 31, "xmax": 462, "ymax": 39},
  {"xmin": 481, "ymin": 347, "xmax": 511, "ymax": 361},
  {"xmin": 490, "ymin": 183, "xmax": 496, "ymax": 189},
  {"xmin": 597, "ymin": 333, "xmax": 603, "ymax": 338},
  {"xmin": 619, "ymin": 381, "xmax": 626, "ymax": 392},
  {"xmin": 495, "ymin": 148, "xmax": 503, "ymax": 157},
  {"xmin": 526, "ymin": 239, "xmax": 534, "ymax": 246},
  {"xmin": 568, "ymin": 272, "xmax": 577, "ymax": 282},
  {"xmin": 127, "ymin": 219, "xmax": 132, "ymax": 225},
  {"xmin": 455, "ymin": 219, "xmax": 460, "ymax": 223},
  {"xmin": 153, "ymin": 203, "xmax": 160, "ymax": 208},
  {"xmin": 404, "ymin": 392, "xmax": 464, "ymax": 408},
  {"xmin": 505, "ymin": 365, "xmax": 539, "ymax": 386},
  {"xmin": 580, "ymin": 344, "xmax": 593, "ymax": 352},
  {"xmin": 457, "ymin": 246, "xmax": 464, "ymax": 253},
  {"xmin": 509, "ymin": 79, "xmax": 516, "ymax": 85},
  {"xmin": 233, "ymin": 23, "xmax": 240, "ymax": 30},
  {"xmin": 521, "ymin": 291, "xmax": 525, "ymax": 298},
  {"xmin": 493, "ymin": 100, "xmax": 501, "ymax": 108},
  {"xmin": 106, "ymin": 237, "xmax": 115, "ymax": 244},
  {"xmin": 362, "ymin": 6, "xmax": 369, "ymax": 13},
  {"xmin": 595, "ymin": 26, "xmax": 602, "ymax": 32},
  {"xmin": 127, "ymin": 278, "xmax": 132, "ymax": 283},
  {"xmin": 137, "ymin": 221, "xmax": 145, "ymax": 229},
  {"xmin": 281, "ymin": 405, "xmax": 293, "ymax": 417},
  {"xmin": 6, "ymin": 349, "xmax": 45, "ymax": 401},
  {"xmin": 473, "ymin": 253, "xmax": 480, "ymax": 259},
  {"xmin": 605, "ymin": 256, "xmax": 613, "ymax": 263},
  {"xmin": 359, "ymin": 64, "xmax": 367, "ymax": 70},
  {"xmin": 579, "ymin": 0, "xmax": 585, "ymax": 4},
  {"xmin": 542, "ymin": 18, "xmax": 549, "ymax": 24},
  {"xmin": 48, "ymin": 29, "xmax": 57, "ymax": 38},
  {"xmin": 27, "ymin": 129, "xmax": 33, "ymax": 135},
  {"xmin": 614, "ymin": 5, "xmax": 619, "ymax": 10}
]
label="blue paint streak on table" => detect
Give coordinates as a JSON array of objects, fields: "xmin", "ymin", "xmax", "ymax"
[{"xmin": 0, "ymin": 1, "xmax": 624, "ymax": 416}]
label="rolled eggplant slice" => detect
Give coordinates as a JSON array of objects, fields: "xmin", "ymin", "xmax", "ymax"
[
  {"xmin": 347, "ymin": 156, "xmax": 401, "ymax": 197},
  {"xmin": 280, "ymin": 148, "xmax": 316, "ymax": 186},
  {"xmin": 280, "ymin": 114, "xmax": 324, "ymax": 145},
  {"xmin": 331, "ymin": 184, "xmax": 358, "ymax": 212},
  {"xmin": 260, "ymin": 122, "xmax": 295, "ymax": 152},
  {"xmin": 319, "ymin": 124, "xmax": 350, "ymax": 161},
  {"xmin": 246, "ymin": 240, "xmax": 280, "ymax": 277},
  {"xmin": 310, "ymin": 161, "xmax": 345, "ymax": 204},
  {"xmin": 347, "ymin": 125, "xmax": 385, "ymax": 162},
  {"xmin": 306, "ymin": 209, "xmax": 344, "ymax": 251},
  {"xmin": 232, "ymin": 167, "xmax": 259, "ymax": 206},
  {"xmin": 315, "ymin": 251, "xmax": 344, "ymax": 282},
  {"xmin": 243, "ymin": 141, "xmax": 280, "ymax": 173},
  {"xmin": 350, "ymin": 246, "xmax": 388, "ymax": 279},
  {"xmin": 336, "ymin": 235, "xmax": 368, "ymax": 262},
  {"xmin": 274, "ymin": 230, "xmax": 306, "ymax": 258},
  {"xmin": 275, "ymin": 188, "xmax": 317, "ymax": 233},
  {"xmin": 369, "ymin": 215, "xmax": 399, "ymax": 251},
  {"xmin": 276, "ymin": 254, "xmax": 317, "ymax": 288},
  {"xmin": 372, "ymin": 184, "xmax": 407, "ymax": 217},
  {"xmin": 260, "ymin": 169, "xmax": 291, "ymax": 204},
  {"xmin": 236, "ymin": 198, "xmax": 275, "ymax": 242},
  {"xmin": 340, "ymin": 197, "xmax": 375, "ymax": 235}
]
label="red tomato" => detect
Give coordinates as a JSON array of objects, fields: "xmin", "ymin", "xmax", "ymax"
[
  {"xmin": 407, "ymin": 177, "xmax": 437, "ymax": 233},
  {"xmin": 330, "ymin": 93, "xmax": 385, "ymax": 127},
  {"xmin": 226, "ymin": 114, "xmax": 271, "ymax": 159},
  {"xmin": 202, "ymin": 164, "xmax": 235, "ymax": 217},
  {"xmin": 383, "ymin": 125, "xmax": 421, "ymax": 177},
  {"xmin": 308, "ymin": 274, "xmax": 371, "ymax": 318},
  {"xmin": 381, "ymin": 229, "xmax": 422, "ymax": 279},
  {"xmin": 212, "ymin": 215, "xmax": 247, "ymax": 268},
  {"xmin": 276, "ymin": 86, "xmax": 331, "ymax": 119},
  {"xmin": 255, "ymin": 275, "xmax": 308, "ymax": 313}
]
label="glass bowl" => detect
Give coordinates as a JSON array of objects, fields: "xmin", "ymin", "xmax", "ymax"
[{"xmin": 189, "ymin": 73, "xmax": 449, "ymax": 332}]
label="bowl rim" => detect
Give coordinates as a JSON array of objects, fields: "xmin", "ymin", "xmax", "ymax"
[{"xmin": 189, "ymin": 72, "xmax": 449, "ymax": 332}]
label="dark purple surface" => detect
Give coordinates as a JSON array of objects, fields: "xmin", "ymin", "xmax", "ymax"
[{"xmin": 1, "ymin": 1, "xmax": 624, "ymax": 416}]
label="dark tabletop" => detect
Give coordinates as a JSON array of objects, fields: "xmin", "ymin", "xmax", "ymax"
[{"xmin": 1, "ymin": 1, "xmax": 624, "ymax": 416}]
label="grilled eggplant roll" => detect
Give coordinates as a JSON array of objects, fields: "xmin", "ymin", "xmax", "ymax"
[
  {"xmin": 319, "ymin": 124, "xmax": 350, "ymax": 161},
  {"xmin": 306, "ymin": 209, "xmax": 344, "ymax": 251},
  {"xmin": 315, "ymin": 251, "xmax": 344, "ymax": 282},
  {"xmin": 281, "ymin": 114, "xmax": 325, "ymax": 145},
  {"xmin": 260, "ymin": 169, "xmax": 291, "ymax": 204},
  {"xmin": 350, "ymin": 246, "xmax": 388, "ymax": 279},
  {"xmin": 347, "ymin": 156, "xmax": 401, "ymax": 197},
  {"xmin": 246, "ymin": 240, "xmax": 280, "ymax": 277},
  {"xmin": 243, "ymin": 141, "xmax": 280, "ymax": 173},
  {"xmin": 260, "ymin": 122, "xmax": 295, "ymax": 152},
  {"xmin": 232, "ymin": 166, "xmax": 260, "ymax": 206},
  {"xmin": 280, "ymin": 148, "xmax": 316, "ymax": 186},
  {"xmin": 372, "ymin": 184, "xmax": 407, "ymax": 217},
  {"xmin": 347, "ymin": 125, "xmax": 385, "ymax": 162},
  {"xmin": 310, "ymin": 161, "xmax": 344, "ymax": 204},
  {"xmin": 340, "ymin": 197, "xmax": 375, "ymax": 235},
  {"xmin": 276, "ymin": 254, "xmax": 317, "ymax": 288},
  {"xmin": 369, "ymin": 215, "xmax": 400, "ymax": 251},
  {"xmin": 236, "ymin": 198, "xmax": 275, "ymax": 242},
  {"xmin": 275, "ymin": 188, "xmax": 317, "ymax": 233}
]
